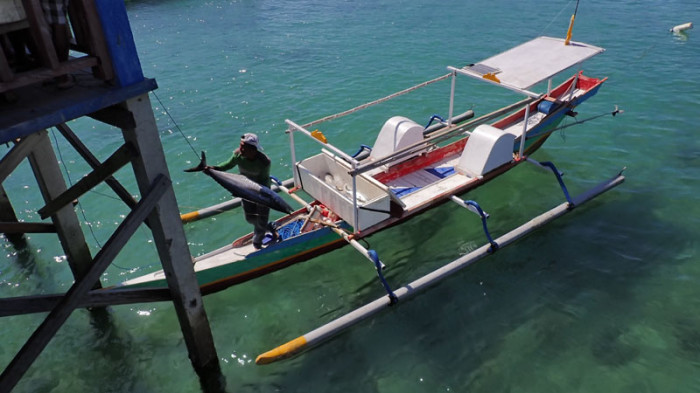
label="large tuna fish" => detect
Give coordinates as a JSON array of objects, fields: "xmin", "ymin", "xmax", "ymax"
[{"xmin": 185, "ymin": 152, "xmax": 294, "ymax": 214}]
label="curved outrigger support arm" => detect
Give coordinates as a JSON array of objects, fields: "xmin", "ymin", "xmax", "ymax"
[
  {"xmin": 330, "ymin": 227, "xmax": 396, "ymax": 302},
  {"xmin": 526, "ymin": 159, "xmax": 573, "ymax": 206},
  {"xmin": 450, "ymin": 197, "xmax": 499, "ymax": 253},
  {"xmin": 368, "ymin": 250, "xmax": 398, "ymax": 305},
  {"xmin": 255, "ymin": 170, "xmax": 626, "ymax": 366}
]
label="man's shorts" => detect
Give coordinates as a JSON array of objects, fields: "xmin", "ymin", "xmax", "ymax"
[{"xmin": 41, "ymin": 0, "xmax": 69, "ymax": 25}]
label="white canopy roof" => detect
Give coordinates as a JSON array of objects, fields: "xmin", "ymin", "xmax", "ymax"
[{"xmin": 458, "ymin": 36, "xmax": 604, "ymax": 92}]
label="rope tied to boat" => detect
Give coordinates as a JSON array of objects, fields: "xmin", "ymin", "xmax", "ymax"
[
  {"xmin": 277, "ymin": 219, "xmax": 304, "ymax": 239},
  {"xmin": 302, "ymin": 73, "xmax": 452, "ymax": 129},
  {"xmin": 151, "ymin": 90, "xmax": 200, "ymax": 159},
  {"xmin": 553, "ymin": 105, "xmax": 624, "ymax": 135}
]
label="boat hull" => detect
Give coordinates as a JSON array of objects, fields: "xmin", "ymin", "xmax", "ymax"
[
  {"xmin": 116, "ymin": 71, "xmax": 606, "ymax": 293},
  {"xmin": 117, "ymin": 212, "xmax": 347, "ymax": 292},
  {"xmin": 500, "ymin": 72, "xmax": 606, "ymax": 155}
]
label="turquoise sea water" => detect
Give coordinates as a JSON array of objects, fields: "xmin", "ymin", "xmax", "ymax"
[{"xmin": 3, "ymin": 0, "xmax": 700, "ymax": 391}]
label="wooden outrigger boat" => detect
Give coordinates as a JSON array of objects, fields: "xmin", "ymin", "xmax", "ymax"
[{"xmin": 118, "ymin": 36, "xmax": 619, "ymax": 298}]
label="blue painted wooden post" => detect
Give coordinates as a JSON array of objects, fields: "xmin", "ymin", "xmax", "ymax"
[{"xmin": 93, "ymin": 0, "xmax": 145, "ymax": 87}]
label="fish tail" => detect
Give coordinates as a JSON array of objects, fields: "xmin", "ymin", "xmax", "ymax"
[{"xmin": 184, "ymin": 151, "xmax": 207, "ymax": 172}]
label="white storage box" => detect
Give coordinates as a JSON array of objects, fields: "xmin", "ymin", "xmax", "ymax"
[{"xmin": 296, "ymin": 150, "xmax": 391, "ymax": 230}]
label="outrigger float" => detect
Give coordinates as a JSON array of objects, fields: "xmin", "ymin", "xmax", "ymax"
[{"xmin": 118, "ymin": 35, "xmax": 624, "ymax": 362}]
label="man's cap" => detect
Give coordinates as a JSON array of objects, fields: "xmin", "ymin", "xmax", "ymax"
[{"xmin": 241, "ymin": 133, "xmax": 262, "ymax": 150}]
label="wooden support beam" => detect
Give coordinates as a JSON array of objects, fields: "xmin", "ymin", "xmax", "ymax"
[
  {"xmin": 38, "ymin": 142, "xmax": 137, "ymax": 219},
  {"xmin": 68, "ymin": 0, "xmax": 114, "ymax": 80},
  {"xmin": 0, "ymin": 174, "xmax": 169, "ymax": 392},
  {"xmin": 0, "ymin": 56, "xmax": 98, "ymax": 93},
  {"xmin": 27, "ymin": 130, "xmax": 96, "ymax": 282},
  {"xmin": 0, "ymin": 222, "xmax": 56, "ymax": 234},
  {"xmin": 88, "ymin": 104, "xmax": 136, "ymax": 129},
  {"xmin": 0, "ymin": 276, "xmax": 237, "ymax": 317},
  {"xmin": 55, "ymin": 123, "xmax": 140, "ymax": 211},
  {"xmin": 20, "ymin": 0, "xmax": 59, "ymax": 69},
  {"xmin": 0, "ymin": 131, "xmax": 44, "ymax": 184},
  {"xmin": 0, "ymin": 47, "xmax": 14, "ymax": 82},
  {"xmin": 121, "ymin": 93, "xmax": 220, "ymax": 374},
  {"xmin": 0, "ymin": 20, "xmax": 29, "ymax": 35},
  {"xmin": 93, "ymin": 0, "xmax": 144, "ymax": 87},
  {"xmin": 0, "ymin": 78, "xmax": 157, "ymax": 144},
  {"xmin": 0, "ymin": 135, "xmax": 40, "ymax": 247},
  {"xmin": 0, "ymin": 287, "xmax": 173, "ymax": 317},
  {"xmin": 0, "ymin": 185, "xmax": 27, "ymax": 246}
]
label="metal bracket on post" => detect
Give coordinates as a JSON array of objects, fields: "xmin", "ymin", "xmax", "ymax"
[
  {"xmin": 424, "ymin": 114, "xmax": 445, "ymax": 130},
  {"xmin": 450, "ymin": 196, "xmax": 498, "ymax": 253},
  {"xmin": 526, "ymin": 159, "xmax": 573, "ymax": 206}
]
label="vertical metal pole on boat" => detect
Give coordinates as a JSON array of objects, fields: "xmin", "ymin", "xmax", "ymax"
[
  {"xmin": 518, "ymin": 104, "xmax": 530, "ymax": 158},
  {"xmin": 288, "ymin": 125, "xmax": 298, "ymax": 182},
  {"xmin": 568, "ymin": 74, "xmax": 579, "ymax": 101},
  {"xmin": 352, "ymin": 164, "xmax": 359, "ymax": 232},
  {"xmin": 547, "ymin": 79, "xmax": 552, "ymax": 95},
  {"xmin": 448, "ymin": 71, "xmax": 456, "ymax": 126}
]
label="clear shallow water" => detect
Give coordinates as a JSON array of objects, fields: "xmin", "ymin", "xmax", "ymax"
[{"xmin": 2, "ymin": 0, "xmax": 700, "ymax": 392}]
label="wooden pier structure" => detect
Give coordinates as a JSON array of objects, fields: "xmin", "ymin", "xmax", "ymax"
[{"xmin": 0, "ymin": 1, "xmax": 222, "ymax": 391}]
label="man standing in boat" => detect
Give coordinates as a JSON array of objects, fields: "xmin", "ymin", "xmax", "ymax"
[{"xmin": 212, "ymin": 133, "xmax": 275, "ymax": 249}]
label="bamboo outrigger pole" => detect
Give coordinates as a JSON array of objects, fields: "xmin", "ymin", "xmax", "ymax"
[
  {"xmin": 256, "ymin": 170, "xmax": 625, "ymax": 365},
  {"xmin": 180, "ymin": 177, "xmax": 295, "ymax": 223}
]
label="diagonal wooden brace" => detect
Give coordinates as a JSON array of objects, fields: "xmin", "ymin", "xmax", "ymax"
[
  {"xmin": 0, "ymin": 174, "xmax": 169, "ymax": 392},
  {"xmin": 38, "ymin": 142, "xmax": 137, "ymax": 219}
]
